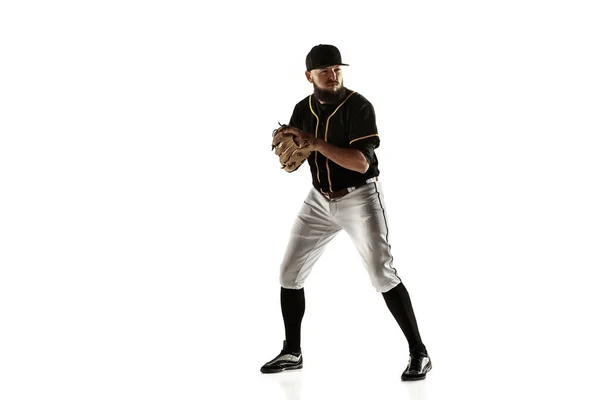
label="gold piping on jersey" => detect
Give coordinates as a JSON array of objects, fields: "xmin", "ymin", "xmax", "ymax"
[
  {"xmin": 324, "ymin": 91, "xmax": 357, "ymax": 192},
  {"xmin": 308, "ymin": 95, "xmax": 320, "ymax": 184},
  {"xmin": 349, "ymin": 133, "xmax": 379, "ymax": 144}
]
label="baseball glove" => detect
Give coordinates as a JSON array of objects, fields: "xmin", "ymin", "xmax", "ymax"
[{"xmin": 271, "ymin": 124, "xmax": 314, "ymax": 172}]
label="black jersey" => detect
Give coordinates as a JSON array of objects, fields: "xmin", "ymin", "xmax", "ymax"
[{"xmin": 289, "ymin": 88, "xmax": 380, "ymax": 193}]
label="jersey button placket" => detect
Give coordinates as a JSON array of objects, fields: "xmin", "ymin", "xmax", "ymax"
[
  {"xmin": 317, "ymin": 121, "xmax": 326, "ymax": 188},
  {"xmin": 320, "ymin": 121, "xmax": 328, "ymax": 193}
]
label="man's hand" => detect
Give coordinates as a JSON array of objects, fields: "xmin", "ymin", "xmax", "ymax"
[
  {"xmin": 282, "ymin": 126, "xmax": 314, "ymax": 148},
  {"xmin": 272, "ymin": 124, "xmax": 315, "ymax": 173}
]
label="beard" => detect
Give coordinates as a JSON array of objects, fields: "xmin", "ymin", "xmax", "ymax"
[{"xmin": 313, "ymin": 82, "xmax": 347, "ymax": 104}]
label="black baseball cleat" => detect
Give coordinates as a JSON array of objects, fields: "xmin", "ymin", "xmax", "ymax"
[
  {"xmin": 401, "ymin": 352, "xmax": 432, "ymax": 381},
  {"xmin": 260, "ymin": 340, "xmax": 303, "ymax": 373}
]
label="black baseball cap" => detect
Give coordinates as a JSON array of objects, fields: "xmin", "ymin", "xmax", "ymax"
[{"xmin": 305, "ymin": 44, "xmax": 349, "ymax": 71}]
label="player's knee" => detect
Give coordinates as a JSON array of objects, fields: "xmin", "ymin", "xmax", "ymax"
[
  {"xmin": 279, "ymin": 269, "xmax": 303, "ymax": 290},
  {"xmin": 374, "ymin": 277, "xmax": 401, "ymax": 293},
  {"xmin": 369, "ymin": 265, "xmax": 387, "ymax": 281},
  {"xmin": 368, "ymin": 267, "xmax": 399, "ymax": 292},
  {"xmin": 280, "ymin": 278, "xmax": 302, "ymax": 290}
]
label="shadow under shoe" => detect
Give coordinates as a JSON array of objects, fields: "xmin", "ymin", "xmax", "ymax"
[
  {"xmin": 260, "ymin": 340, "xmax": 303, "ymax": 374},
  {"xmin": 401, "ymin": 352, "xmax": 432, "ymax": 381}
]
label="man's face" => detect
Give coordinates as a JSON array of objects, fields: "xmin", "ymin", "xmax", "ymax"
[{"xmin": 305, "ymin": 65, "xmax": 344, "ymax": 92}]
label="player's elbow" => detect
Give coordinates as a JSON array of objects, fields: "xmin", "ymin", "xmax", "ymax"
[
  {"xmin": 359, "ymin": 161, "xmax": 370, "ymax": 174},
  {"xmin": 359, "ymin": 154, "xmax": 370, "ymax": 174},
  {"xmin": 352, "ymin": 151, "xmax": 369, "ymax": 174}
]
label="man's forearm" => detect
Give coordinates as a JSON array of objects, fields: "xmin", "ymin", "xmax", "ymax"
[{"xmin": 313, "ymin": 138, "xmax": 369, "ymax": 174}]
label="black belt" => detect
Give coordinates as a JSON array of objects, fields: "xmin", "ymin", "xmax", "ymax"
[{"xmin": 320, "ymin": 177, "xmax": 378, "ymax": 200}]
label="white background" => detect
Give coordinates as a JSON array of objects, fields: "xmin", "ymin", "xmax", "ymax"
[{"xmin": 1, "ymin": 1, "xmax": 599, "ymax": 399}]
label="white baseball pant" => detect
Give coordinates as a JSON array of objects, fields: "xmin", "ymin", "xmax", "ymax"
[{"xmin": 279, "ymin": 180, "xmax": 401, "ymax": 293}]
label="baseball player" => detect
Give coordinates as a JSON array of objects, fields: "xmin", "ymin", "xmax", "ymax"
[{"xmin": 262, "ymin": 44, "xmax": 432, "ymax": 381}]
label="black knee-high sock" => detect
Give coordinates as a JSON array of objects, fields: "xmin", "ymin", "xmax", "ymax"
[
  {"xmin": 382, "ymin": 282, "xmax": 427, "ymax": 355},
  {"xmin": 281, "ymin": 287, "xmax": 305, "ymax": 352}
]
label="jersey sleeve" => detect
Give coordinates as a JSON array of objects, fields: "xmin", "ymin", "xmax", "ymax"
[{"xmin": 349, "ymin": 102, "xmax": 380, "ymax": 165}]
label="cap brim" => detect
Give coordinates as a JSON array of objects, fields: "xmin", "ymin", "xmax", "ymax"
[{"xmin": 309, "ymin": 63, "xmax": 350, "ymax": 70}]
